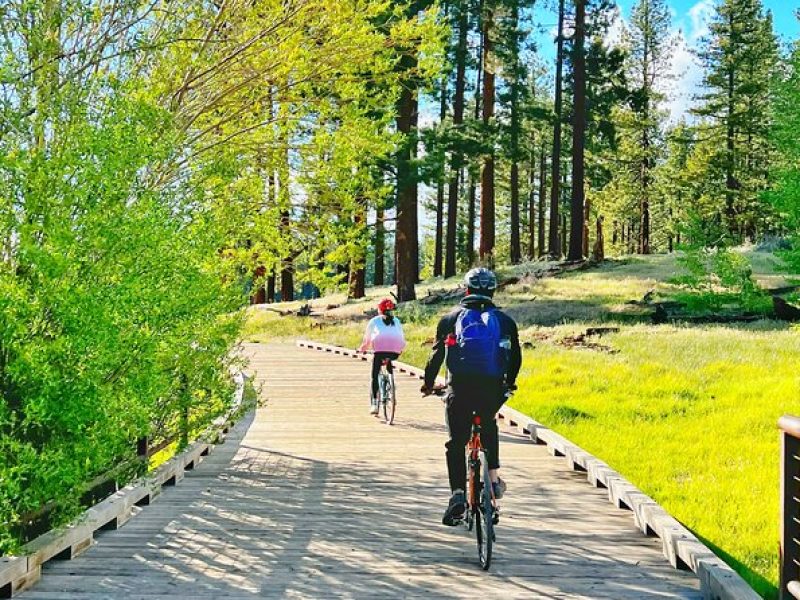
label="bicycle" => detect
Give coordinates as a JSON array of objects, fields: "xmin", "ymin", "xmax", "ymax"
[
  {"xmin": 430, "ymin": 387, "xmax": 497, "ymax": 570},
  {"xmin": 376, "ymin": 358, "xmax": 397, "ymax": 425},
  {"xmin": 463, "ymin": 411, "xmax": 496, "ymax": 570}
]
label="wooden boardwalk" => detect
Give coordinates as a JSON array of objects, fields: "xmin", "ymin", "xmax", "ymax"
[{"xmin": 20, "ymin": 342, "xmax": 702, "ymax": 599}]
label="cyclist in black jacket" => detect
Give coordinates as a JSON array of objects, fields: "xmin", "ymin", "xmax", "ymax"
[{"xmin": 421, "ymin": 268, "xmax": 522, "ymax": 526}]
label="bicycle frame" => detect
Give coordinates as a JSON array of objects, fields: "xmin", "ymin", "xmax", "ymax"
[
  {"xmin": 377, "ymin": 359, "xmax": 396, "ymax": 425},
  {"xmin": 465, "ymin": 415, "xmax": 494, "ymax": 514}
]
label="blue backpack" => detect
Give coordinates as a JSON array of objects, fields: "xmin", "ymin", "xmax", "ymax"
[{"xmin": 446, "ymin": 308, "xmax": 506, "ymax": 378}]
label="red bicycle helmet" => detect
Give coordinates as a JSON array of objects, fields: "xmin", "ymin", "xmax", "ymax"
[{"xmin": 378, "ymin": 298, "xmax": 396, "ymax": 314}]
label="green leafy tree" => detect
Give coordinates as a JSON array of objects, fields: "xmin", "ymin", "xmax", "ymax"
[{"xmin": 767, "ymin": 35, "xmax": 800, "ymax": 271}]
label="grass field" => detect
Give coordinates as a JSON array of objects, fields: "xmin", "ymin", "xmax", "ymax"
[{"xmin": 242, "ymin": 250, "xmax": 799, "ymax": 598}]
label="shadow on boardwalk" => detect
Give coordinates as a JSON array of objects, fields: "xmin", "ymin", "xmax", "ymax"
[{"xmin": 20, "ymin": 343, "xmax": 702, "ymax": 599}]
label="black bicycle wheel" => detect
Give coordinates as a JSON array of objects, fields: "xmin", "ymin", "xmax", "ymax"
[
  {"xmin": 465, "ymin": 454, "xmax": 474, "ymax": 531},
  {"xmin": 376, "ymin": 372, "xmax": 387, "ymax": 416},
  {"xmin": 478, "ymin": 451, "xmax": 493, "ymax": 570},
  {"xmin": 382, "ymin": 372, "xmax": 396, "ymax": 425},
  {"xmin": 472, "ymin": 457, "xmax": 485, "ymax": 561}
]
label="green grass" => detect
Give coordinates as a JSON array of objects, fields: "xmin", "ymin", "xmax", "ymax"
[
  {"xmin": 243, "ymin": 250, "xmax": 798, "ymax": 598},
  {"xmin": 512, "ymin": 322, "xmax": 799, "ymax": 598}
]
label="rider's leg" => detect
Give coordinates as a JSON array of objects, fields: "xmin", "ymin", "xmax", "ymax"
[
  {"xmin": 442, "ymin": 385, "xmax": 472, "ymax": 525},
  {"xmin": 369, "ymin": 354, "xmax": 382, "ymax": 412},
  {"xmin": 444, "ymin": 386, "xmax": 471, "ymax": 492},
  {"xmin": 478, "ymin": 380, "xmax": 504, "ymax": 484}
]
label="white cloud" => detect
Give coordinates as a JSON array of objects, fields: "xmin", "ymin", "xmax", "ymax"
[
  {"xmin": 687, "ymin": 0, "xmax": 714, "ymax": 41},
  {"xmin": 665, "ymin": 30, "xmax": 703, "ymax": 123},
  {"xmin": 662, "ymin": 0, "xmax": 715, "ymax": 123},
  {"xmin": 604, "ymin": 7, "xmax": 627, "ymax": 48}
]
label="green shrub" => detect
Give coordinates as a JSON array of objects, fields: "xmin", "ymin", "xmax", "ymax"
[
  {"xmin": 673, "ymin": 248, "xmax": 771, "ymax": 314},
  {"xmin": 0, "ymin": 89, "xmax": 243, "ymax": 554}
]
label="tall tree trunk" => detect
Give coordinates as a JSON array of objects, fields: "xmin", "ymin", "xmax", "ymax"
[
  {"xmin": 412, "ymin": 95, "xmax": 420, "ymax": 282},
  {"xmin": 510, "ymin": 164, "xmax": 520, "ymax": 263},
  {"xmin": 479, "ymin": 4, "xmax": 495, "ymax": 262},
  {"xmin": 252, "ymin": 265, "xmax": 266, "ymax": 304},
  {"xmin": 582, "ymin": 199, "xmax": 590, "ymax": 258},
  {"xmin": 537, "ymin": 137, "xmax": 547, "ymax": 257},
  {"xmin": 396, "ymin": 76, "xmax": 418, "ymax": 301},
  {"xmin": 266, "ymin": 268, "xmax": 276, "ymax": 303},
  {"xmin": 434, "ymin": 70, "xmax": 448, "ymax": 277},
  {"xmin": 567, "ymin": 0, "xmax": 586, "ymax": 262},
  {"xmin": 508, "ymin": 3, "xmax": 521, "ymax": 264},
  {"xmin": 434, "ymin": 184, "xmax": 445, "ymax": 277},
  {"xmin": 548, "ymin": 0, "xmax": 565, "ymax": 258},
  {"xmin": 592, "ymin": 216, "xmax": 605, "ymax": 261},
  {"xmin": 725, "ymin": 27, "xmax": 737, "ymax": 238},
  {"xmin": 280, "ymin": 212, "xmax": 294, "ymax": 301},
  {"xmin": 349, "ymin": 267, "xmax": 366, "ymax": 299},
  {"xmin": 465, "ymin": 5, "xmax": 483, "ymax": 268},
  {"xmin": 639, "ymin": 0, "xmax": 651, "ymax": 255},
  {"xmin": 527, "ymin": 145, "xmax": 537, "ymax": 259},
  {"xmin": 446, "ymin": 0, "xmax": 469, "ymax": 278},
  {"xmin": 467, "ymin": 173, "xmax": 477, "ymax": 266},
  {"xmin": 374, "ymin": 207, "xmax": 385, "ymax": 286},
  {"xmin": 278, "ymin": 117, "xmax": 294, "ymax": 301},
  {"xmin": 349, "ymin": 199, "xmax": 367, "ymax": 299}
]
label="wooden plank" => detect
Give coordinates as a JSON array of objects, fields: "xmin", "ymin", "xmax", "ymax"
[
  {"xmin": 290, "ymin": 341, "xmax": 752, "ymax": 600},
  {"xmin": 19, "ymin": 343, "xmax": 705, "ymax": 599},
  {"xmin": 1, "ymin": 565, "xmax": 39, "ymax": 599},
  {"xmin": 0, "ymin": 558, "xmax": 28, "ymax": 597}
]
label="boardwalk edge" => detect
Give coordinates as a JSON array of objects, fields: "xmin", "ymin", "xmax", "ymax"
[
  {"xmin": 0, "ymin": 371, "xmax": 250, "ymax": 599},
  {"xmin": 296, "ymin": 339, "xmax": 759, "ymax": 600}
]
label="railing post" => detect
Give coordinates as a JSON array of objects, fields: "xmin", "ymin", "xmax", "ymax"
[
  {"xmin": 780, "ymin": 416, "xmax": 800, "ymax": 599},
  {"xmin": 179, "ymin": 373, "xmax": 190, "ymax": 448},
  {"xmin": 136, "ymin": 437, "xmax": 149, "ymax": 460},
  {"xmin": 181, "ymin": 406, "xmax": 189, "ymax": 448}
]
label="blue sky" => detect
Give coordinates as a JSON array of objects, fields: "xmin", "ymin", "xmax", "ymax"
[
  {"xmin": 530, "ymin": 0, "xmax": 799, "ymax": 121},
  {"xmin": 416, "ymin": 0, "xmax": 796, "ymax": 233}
]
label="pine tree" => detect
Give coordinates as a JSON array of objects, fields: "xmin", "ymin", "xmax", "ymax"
[
  {"xmin": 445, "ymin": 0, "xmax": 470, "ymax": 277},
  {"xmin": 624, "ymin": 0, "xmax": 673, "ymax": 253},
  {"xmin": 567, "ymin": 0, "xmax": 587, "ymax": 262},
  {"xmin": 479, "ymin": 0, "xmax": 497, "ymax": 262},
  {"xmin": 548, "ymin": 0, "xmax": 566, "ymax": 258},
  {"xmin": 694, "ymin": 0, "xmax": 778, "ymax": 241}
]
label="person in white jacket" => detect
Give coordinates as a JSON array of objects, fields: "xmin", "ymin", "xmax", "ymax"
[{"xmin": 358, "ymin": 298, "xmax": 407, "ymax": 415}]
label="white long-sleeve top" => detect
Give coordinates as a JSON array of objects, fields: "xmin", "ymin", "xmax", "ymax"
[{"xmin": 359, "ymin": 316, "xmax": 407, "ymax": 354}]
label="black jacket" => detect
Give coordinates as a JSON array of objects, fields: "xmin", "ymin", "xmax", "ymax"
[{"xmin": 423, "ymin": 296, "xmax": 522, "ymax": 389}]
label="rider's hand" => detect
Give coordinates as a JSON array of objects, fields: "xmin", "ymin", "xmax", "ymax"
[{"xmin": 420, "ymin": 384, "xmax": 432, "ymax": 396}]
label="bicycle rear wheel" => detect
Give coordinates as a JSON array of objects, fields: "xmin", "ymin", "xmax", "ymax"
[
  {"xmin": 381, "ymin": 372, "xmax": 396, "ymax": 425},
  {"xmin": 466, "ymin": 453, "xmax": 476, "ymax": 531},
  {"xmin": 477, "ymin": 451, "xmax": 493, "ymax": 570}
]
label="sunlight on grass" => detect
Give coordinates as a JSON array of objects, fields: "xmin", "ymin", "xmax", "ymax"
[
  {"xmin": 243, "ymin": 251, "xmax": 799, "ymax": 598},
  {"xmin": 510, "ymin": 323, "xmax": 800, "ymax": 598}
]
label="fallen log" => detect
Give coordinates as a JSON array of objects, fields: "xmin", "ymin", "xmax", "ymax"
[
  {"xmin": 773, "ymin": 296, "xmax": 800, "ymax": 321},
  {"xmin": 652, "ymin": 303, "xmax": 765, "ymax": 324},
  {"xmin": 260, "ymin": 303, "xmax": 312, "ymax": 317},
  {"xmin": 585, "ymin": 327, "xmax": 620, "ymax": 337},
  {"xmin": 418, "ymin": 286, "xmax": 465, "ymax": 305}
]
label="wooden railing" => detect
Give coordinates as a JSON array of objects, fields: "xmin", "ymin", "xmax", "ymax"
[
  {"xmin": 780, "ymin": 415, "xmax": 800, "ymax": 599},
  {"xmin": 12, "ymin": 406, "xmax": 194, "ymax": 547},
  {"xmin": 0, "ymin": 372, "xmax": 247, "ymax": 598}
]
